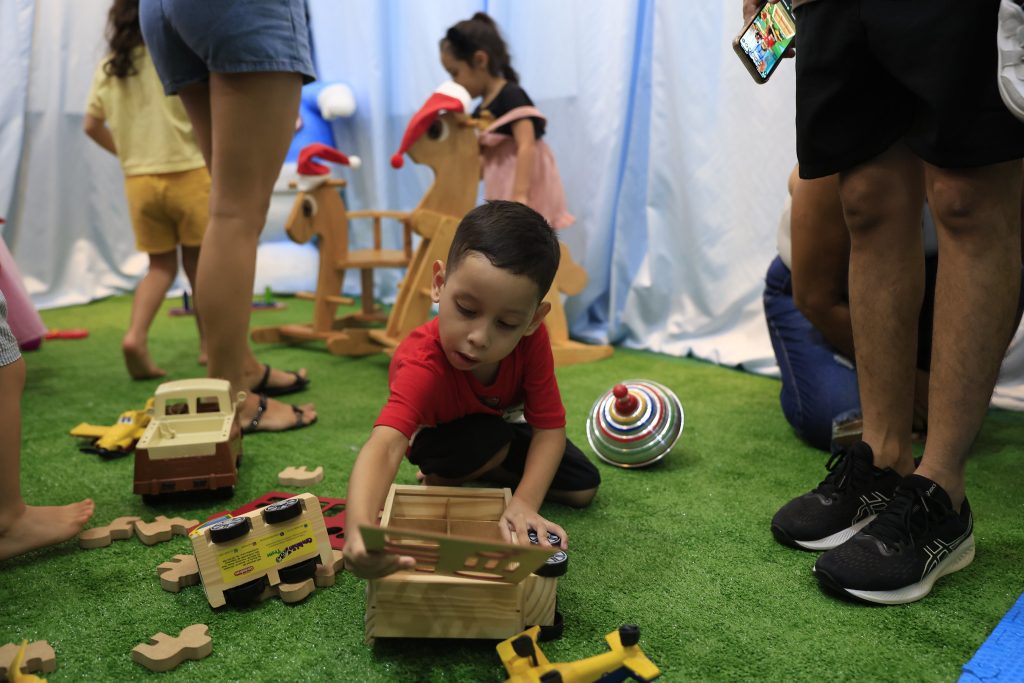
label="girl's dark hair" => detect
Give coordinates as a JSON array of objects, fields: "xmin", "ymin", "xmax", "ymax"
[
  {"xmin": 103, "ymin": 0, "xmax": 143, "ymax": 78},
  {"xmin": 446, "ymin": 201, "xmax": 559, "ymax": 301},
  {"xmin": 442, "ymin": 12, "xmax": 519, "ymax": 84}
]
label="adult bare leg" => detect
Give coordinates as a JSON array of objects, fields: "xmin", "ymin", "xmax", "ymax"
[
  {"xmin": 180, "ymin": 245, "xmax": 206, "ymax": 366},
  {"xmin": 839, "ymin": 143, "xmax": 925, "ymax": 476},
  {"xmin": 914, "ymin": 161, "xmax": 1023, "ymax": 508}
]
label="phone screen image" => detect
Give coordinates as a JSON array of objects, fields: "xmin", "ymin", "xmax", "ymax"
[{"xmin": 738, "ymin": 2, "xmax": 796, "ymax": 80}]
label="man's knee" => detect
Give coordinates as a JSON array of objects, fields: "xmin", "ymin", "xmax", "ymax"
[{"xmin": 928, "ymin": 174, "xmax": 1017, "ymax": 240}]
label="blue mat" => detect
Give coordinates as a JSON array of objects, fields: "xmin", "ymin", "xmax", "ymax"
[{"xmin": 960, "ymin": 592, "xmax": 1024, "ymax": 682}]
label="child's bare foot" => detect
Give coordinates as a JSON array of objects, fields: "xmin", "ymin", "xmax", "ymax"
[
  {"xmin": 0, "ymin": 500, "xmax": 95, "ymax": 561},
  {"xmin": 238, "ymin": 393, "xmax": 317, "ymax": 434},
  {"xmin": 122, "ymin": 335, "xmax": 166, "ymax": 380}
]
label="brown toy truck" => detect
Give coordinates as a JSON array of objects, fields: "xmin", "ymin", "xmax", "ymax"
[{"xmin": 134, "ymin": 379, "xmax": 243, "ymax": 503}]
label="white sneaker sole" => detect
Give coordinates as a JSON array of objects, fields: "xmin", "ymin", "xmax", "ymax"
[
  {"xmin": 820, "ymin": 534, "xmax": 976, "ymax": 605},
  {"xmin": 794, "ymin": 515, "xmax": 875, "ymax": 551}
]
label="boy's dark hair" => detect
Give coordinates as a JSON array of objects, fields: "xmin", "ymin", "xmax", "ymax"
[
  {"xmin": 447, "ymin": 201, "xmax": 560, "ymax": 301},
  {"xmin": 441, "ymin": 12, "xmax": 519, "ymax": 84},
  {"xmin": 104, "ymin": 0, "xmax": 142, "ymax": 78}
]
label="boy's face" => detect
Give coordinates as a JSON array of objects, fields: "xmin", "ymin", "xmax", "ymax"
[{"xmin": 431, "ymin": 252, "xmax": 550, "ymax": 376}]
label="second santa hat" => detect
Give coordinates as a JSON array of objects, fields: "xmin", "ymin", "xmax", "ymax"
[{"xmin": 390, "ymin": 81, "xmax": 473, "ymax": 169}]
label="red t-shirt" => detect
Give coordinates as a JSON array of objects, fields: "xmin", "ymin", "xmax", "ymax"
[{"xmin": 375, "ymin": 318, "xmax": 566, "ymax": 439}]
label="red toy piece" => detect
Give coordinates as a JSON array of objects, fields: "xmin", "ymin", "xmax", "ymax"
[
  {"xmin": 199, "ymin": 492, "xmax": 347, "ymax": 550},
  {"xmin": 43, "ymin": 329, "xmax": 89, "ymax": 340}
]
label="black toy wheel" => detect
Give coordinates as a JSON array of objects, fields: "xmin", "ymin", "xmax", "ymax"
[
  {"xmin": 213, "ymin": 486, "xmax": 235, "ymax": 500},
  {"xmin": 533, "ymin": 550, "xmax": 568, "ymax": 578},
  {"xmin": 141, "ymin": 493, "xmax": 163, "ymax": 506},
  {"xmin": 262, "ymin": 497, "xmax": 303, "ymax": 524},
  {"xmin": 619, "ymin": 624, "xmax": 640, "ymax": 647},
  {"xmin": 223, "ymin": 575, "xmax": 268, "ymax": 607},
  {"xmin": 278, "ymin": 557, "xmax": 318, "ymax": 584},
  {"xmin": 209, "ymin": 516, "xmax": 251, "ymax": 543},
  {"xmin": 535, "ymin": 610, "xmax": 564, "ymax": 642}
]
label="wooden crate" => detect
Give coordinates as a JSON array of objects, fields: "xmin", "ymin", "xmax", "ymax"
[{"xmin": 363, "ymin": 485, "xmax": 558, "ymax": 642}]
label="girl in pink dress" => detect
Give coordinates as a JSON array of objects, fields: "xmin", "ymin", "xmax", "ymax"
[{"xmin": 440, "ymin": 13, "xmax": 574, "ymax": 229}]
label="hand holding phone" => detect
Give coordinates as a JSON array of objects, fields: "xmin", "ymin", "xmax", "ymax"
[{"xmin": 733, "ymin": 0, "xmax": 796, "ymax": 84}]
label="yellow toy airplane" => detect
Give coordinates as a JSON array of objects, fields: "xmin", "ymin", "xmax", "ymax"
[
  {"xmin": 69, "ymin": 399, "xmax": 153, "ymax": 457},
  {"xmin": 497, "ymin": 624, "xmax": 660, "ymax": 683}
]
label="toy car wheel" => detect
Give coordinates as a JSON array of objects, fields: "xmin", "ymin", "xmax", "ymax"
[
  {"xmin": 262, "ymin": 497, "xmax": 303, "ymax": 524},
  {"xmin": 536, "ymin": 610, "xmax": 564, "ymax": 642},
  {"xmin": 533, "ymin": 550, "xmax": 568, "ymax": 578},
  {"xmin": 278, "ymin": 557, "xmax": 318, "ymax": 584},
  {"xmin": 209, "ymin": 516, "xmax": 252, "ymax": 543},
  {"xmin": 141, "ymin": 493, "xmax": 164, "ymax": 506},
  {"xmin": 213, "ymin": 486, "xmax": 235, "ymax": 500},
  {"xmin": 223, "ymin": 575, "xmax": 267, "ymax": 608}
]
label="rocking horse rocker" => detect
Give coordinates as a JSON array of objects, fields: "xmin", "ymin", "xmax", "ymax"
[{"xmin": 250, "ymin": 143, "xmax": 413, "ymax": 356}]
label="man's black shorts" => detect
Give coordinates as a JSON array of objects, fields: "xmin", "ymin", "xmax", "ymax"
[
  {"xmin": 408, "ymin": 413, "xmax": 601, "ymax": 492},
  {"xmin": 795, "ymin": 0, "xmax": 1024, "ymax": 178}
]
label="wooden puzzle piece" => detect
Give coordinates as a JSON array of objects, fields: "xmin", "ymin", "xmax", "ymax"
[
  {"xmin": 136, "ymin": 516, "xmax": 198, "ymax": 546},
  {"xmin": 157, "ymin": 554, "xmax": 200, "ymax": 593},
  {"xmin": 314, "ymin": 549, "xmax": 345, "ymax": 588},
  {"xmin": 278, "ymin": 579, "xmax": 316, "ymax": 604},
  {"xmin": 0, "ymin": 641, "xmax": 55, "ymax": 678},
  {"xmin": 78, "ymin": 516, "xmax": 142, "ymax": 549},
  {"xmin": 131, "ymin": 624, "xmax": 211, "ymax": 673},
  {"xmin": 278, "ymin": 465, "xmax": 324, "ymax": 486}
]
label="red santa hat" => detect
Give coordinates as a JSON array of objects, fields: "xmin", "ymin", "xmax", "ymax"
[
  {"xmin": 390, "ymin": 81, "xmax": 472, "ymax": 169},
  {"xmin": 296, "ymin": 142, "xmax": 361, "ymax": 191}
]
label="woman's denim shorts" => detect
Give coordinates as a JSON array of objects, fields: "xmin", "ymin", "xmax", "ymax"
[{"xmin": 140, "ymin": 0, "xmax": 317, "ymax": 95}]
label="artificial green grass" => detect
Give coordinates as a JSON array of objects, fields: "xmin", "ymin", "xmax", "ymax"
[{"xmin": 1, "ymin": 295, "xmax": 1022, "ymax": 681}]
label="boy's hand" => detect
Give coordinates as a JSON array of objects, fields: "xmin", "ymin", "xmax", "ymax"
[
  {"xmin": 499, "ymin": 498, "xmax": 568, "ymax": 550},
  {"xmin": 343, "ymin": 528, "xmax": 416, "ymax": 579}
]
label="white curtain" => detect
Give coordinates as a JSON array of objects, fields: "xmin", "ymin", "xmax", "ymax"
[{"xmin": 2, "ymin": 0, "xmax": 1022, "ymax": 407}]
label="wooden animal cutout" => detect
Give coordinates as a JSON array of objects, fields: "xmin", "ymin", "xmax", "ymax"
[
  {"xmin": 157, "ymin": 554, "xmax": 200, "ymax": 593},
  {"xmin": 278, "ymin": 465, "xmax": 324, "ymax": 487},
  {"xmin": 135, "ymin": 516, "xmax": 198, "ymax": 546},
  {"xmin": 544, "ymin": 242, "xmax": 613, "ymax": 366},
  {"xmin": 78, "ymin": 516, "xmax": 141, "ymax": 549},
  {"xmin": 131, "ymin": 625, "xmax": 212, "ymax": 673},
  {"xmin": 0, "ymin": 641, "xmax": 55, "ymax": 680}
]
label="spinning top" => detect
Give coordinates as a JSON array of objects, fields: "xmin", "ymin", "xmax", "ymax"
[{"xmin": 585, "ymin": 380, "xmax": 683, "ymax": 468}]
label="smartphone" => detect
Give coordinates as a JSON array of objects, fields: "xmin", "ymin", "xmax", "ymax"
[{"xmin": 733, "ymin": 0, "xmax": 796, "ymax": 84}]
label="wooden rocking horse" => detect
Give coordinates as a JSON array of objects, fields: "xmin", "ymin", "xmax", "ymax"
[
  {"xmin": 374, "ymin": 82, "xmax": 612, "ymax": 366},
  {"xmin": 250, "ymin": 143, "xmax": 412, "ymax": 356}
]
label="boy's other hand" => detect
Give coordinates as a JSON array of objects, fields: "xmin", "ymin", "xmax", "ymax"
[
  {"xmin": 343, "ymin": 528, "xmax": 416, "ymax": 579},
  {"xmin": 499, "ymin": 498, "xmax": 568, "ymax": 550},
  {"xmin": 743, "ymin": 0, "xmax": 778, "ymax": 22}
]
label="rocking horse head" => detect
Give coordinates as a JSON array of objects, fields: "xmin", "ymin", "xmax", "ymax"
[
  {"xmin": 285, "ymin": 143, "xmax": 361, "ymax": 244},
  {"xmin": 390, "ymin": 81, "xmax": 483, "ymax": 216}
]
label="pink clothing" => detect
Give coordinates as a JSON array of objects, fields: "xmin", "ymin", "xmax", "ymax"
[
  {"xmin": 478, "ymin": 106, "xmax": 575, "ymax": 229},
  {"xmin": 0, "ymin": 235, "xmax": 46, "ymax": 349}
]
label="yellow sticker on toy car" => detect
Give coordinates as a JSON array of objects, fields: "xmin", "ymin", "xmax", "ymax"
[{"xmin": 216, "ymin": 520, "xmax": 318, "ymax": 586}]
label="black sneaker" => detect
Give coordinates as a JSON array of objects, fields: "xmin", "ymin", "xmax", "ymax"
[
  {"xmin": 813, "ymin": 474, "xmax": 975, "ymax": 605},
  {"xmin": 771, "ymin": 441, "xmax": 903, "ymax": 551}
]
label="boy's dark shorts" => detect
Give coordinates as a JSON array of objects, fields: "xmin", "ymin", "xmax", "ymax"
[
  {"xmin": 795, "ymin": 0, "xmax": 1024, "ymax": 179},
  {"xmin": 408, "ymin": 414, "xmax": 601, "ymax": 492}
]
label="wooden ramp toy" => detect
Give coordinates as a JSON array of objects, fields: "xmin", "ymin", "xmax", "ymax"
[
  {"xmin": 362, "ymin": 485, "xmax": 561, "ymax": 643},
  {"xmin": 131, "ymin": 624, "xmax": 211, "ymax": 673},
  {"xmin": 278, "ymin": 465, "xmax": 324, "ymax": 487},
  {"xmin": 189, "ymin": 493, "xmax": 333, "ymax": 608},
  {"xmin": 78, "ymin": 516, "xmax": 142, "ymax": 549},
  {"xmin": 135, "ymin": 516, "xmax": 198, "ymax": 546},
  {"xmin": 0, "ymin": 641, "xmax": 55, "ymax": 680}
]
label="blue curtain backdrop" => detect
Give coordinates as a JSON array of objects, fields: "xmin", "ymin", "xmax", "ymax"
[{"xmin": 3, "ymin": 0, "xmax": 1024, "ymax": 406}]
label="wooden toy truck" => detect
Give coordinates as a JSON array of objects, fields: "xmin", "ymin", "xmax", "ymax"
[
  {"xmin": 189, "ymin": 493, "xmax": 334, "ymax": 608},
  {"xmin": 133, "ymin": 379, "xmax": 243, "ymax": 502},
  {"xmin": 361, "ymin": 485, "xmax": 564, "ymax": 642}
]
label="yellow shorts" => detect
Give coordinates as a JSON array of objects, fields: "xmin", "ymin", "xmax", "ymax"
[{"xmin": 124, "ymin": 167, "xmax": 210, "ymax": 254}]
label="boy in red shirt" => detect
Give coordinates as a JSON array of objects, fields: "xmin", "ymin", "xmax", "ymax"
[{"xmin": 343, "ymin": 201, "xmax": 600, "ymax": 579}]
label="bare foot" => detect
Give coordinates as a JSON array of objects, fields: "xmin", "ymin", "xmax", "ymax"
[
  {"xmin": 0, "ymin": 500, "xmax": 95, "ymax": 561},
  {"xmin": 122, "ymin": 335, "xmax": 166, "ymax": 380},
  {"xmin": 197, "ymin": 348, "xmax": 208, "ymax": 367},
  {"xmin": 238, "ymin": 393, "xmax": 317, "ymax": 433}
]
